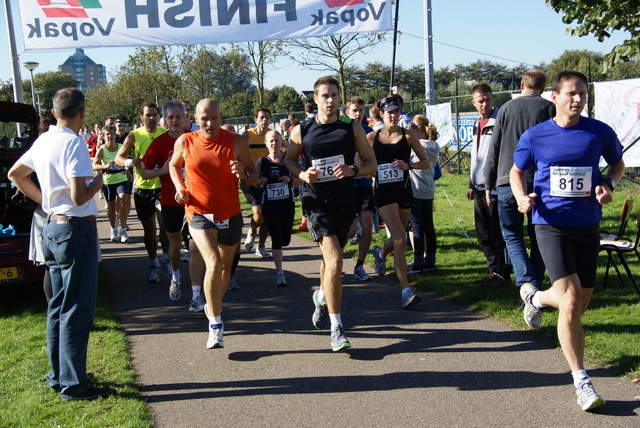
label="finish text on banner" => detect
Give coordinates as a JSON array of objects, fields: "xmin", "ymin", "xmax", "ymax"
[{"xmin": 18, "ymin": 0, "xmax": 393, "ymax": 51}]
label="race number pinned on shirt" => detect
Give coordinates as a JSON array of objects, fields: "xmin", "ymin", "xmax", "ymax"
[
  {"xmin": 377, "ymin": 163, "xmax": 403, "ymax": 184},
  {"xmin": 266, "ymin": 182, "xmax": 289, "ymax": 200},
  {"xmin": 312, "ymin": 154, "xmax": 345, "ymax": 182},
  {"xmin": 549, "ymin": 166, "xmax": 592, "ymax": 197},
  {"xmin": 202, "ymin": 214, "xmax": 230, "ymax": 229}
]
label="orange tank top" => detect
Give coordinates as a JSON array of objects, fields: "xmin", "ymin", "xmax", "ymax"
[{"xmin": 183, "ymin": 129, "xmax": 240, "ymax": 221}]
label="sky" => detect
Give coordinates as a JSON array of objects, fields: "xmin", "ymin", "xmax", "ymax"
[{"xmin": 1, "ymin": 0, "xmax": 630, "ymax": 94}]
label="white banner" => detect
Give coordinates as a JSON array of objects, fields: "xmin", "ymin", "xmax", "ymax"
[
  {"xmin": 424, "ymin": 102, "xmax": 454, "ymax": 150},
  {"xmin": 18, "ymin": 0, "xmax": 393, "ymax": 51},
  {"xmin": 594, "ymin": 78, "xmax": 640, "ymax": 167}
]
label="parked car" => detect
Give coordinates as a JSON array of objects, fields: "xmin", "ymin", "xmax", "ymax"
[{"xmin": 0, "ymin": 101, "xmax": 45, "ymax": 285}]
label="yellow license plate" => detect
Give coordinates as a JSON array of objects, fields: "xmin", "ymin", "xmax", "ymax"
[{"xmin": 0, "ymin": 266, "xmax": 19, "ymax": 282}]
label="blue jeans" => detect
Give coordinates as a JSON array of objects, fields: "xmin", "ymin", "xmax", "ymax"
[
  {"xmin": 497, "ymin": 186, "xmax": 545, "ymax": 286},
  {"xmin": 43, "ymin": 219, "xmax": 98, "ymax": 399},
  {"xmin": 410, "ymin": 198, "xmax": 437, "ymax": 268}
]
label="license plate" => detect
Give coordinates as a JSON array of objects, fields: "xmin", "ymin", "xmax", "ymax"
[{"xmin": 0, "ymin": 266, "xmax": 19, "ymax": 282}]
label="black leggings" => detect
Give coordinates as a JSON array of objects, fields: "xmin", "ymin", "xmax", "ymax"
[{"xmin": 262, "ymin": 201, "xmax": 294, "ymax": 250}]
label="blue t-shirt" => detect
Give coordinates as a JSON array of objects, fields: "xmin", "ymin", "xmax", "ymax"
[{"xmin": 514, "ymin": 117, "xmax": 622, "ymax": 226}]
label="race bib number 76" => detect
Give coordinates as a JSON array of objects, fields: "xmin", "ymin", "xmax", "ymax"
[{"xmin": 312, "ymin": 154, "xmax": 345, "ymax": 182}]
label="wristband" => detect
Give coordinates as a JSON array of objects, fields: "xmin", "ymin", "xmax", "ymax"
[
  {"xmin": 125, "ymin": 159, "xmax": 133, "ymax": 168},
  {"xmin": 351, "ymin": 164, "xmax": 360, "ymax": 176},
  {"xmin": 602, "ymin": 178, "xmax": 616, "ymax": 191}
]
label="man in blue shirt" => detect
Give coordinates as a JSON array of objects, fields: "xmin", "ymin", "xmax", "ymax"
[{"xmin": 510, "ymin": 70, "xmax": 625, "ymax": 411}]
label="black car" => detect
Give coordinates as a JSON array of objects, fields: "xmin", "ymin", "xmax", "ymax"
[{"xmin": 0, "ymin": 101, "xmax": 45, "ymax": 285}]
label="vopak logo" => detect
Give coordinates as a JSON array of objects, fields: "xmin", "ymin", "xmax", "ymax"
[
  {"xmin": 325, "ymin": 0, "xmax": 365, "ymax": 7},
  {"xmin": 37, "ymin": 0, "xmax": 102, "ymax": 19}
]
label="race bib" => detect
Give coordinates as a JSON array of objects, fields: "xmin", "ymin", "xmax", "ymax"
[
  {"xmin": 266, "ymin": 182, "xmax": 289, "ymax": 200},
  {"xmin": 549, "ymin": 166, "xmax": 592, "ymax": 197},
  {"xmin": 312, "ymin": 154, "xmax": 345, "ymax": 182},
  {"xmin": 202, "ymin": 214, "xmax": 230, "ymax": 229},
  {"xmin": 377, "ymin": 163, "xmax": 403, "ymax": 184}
]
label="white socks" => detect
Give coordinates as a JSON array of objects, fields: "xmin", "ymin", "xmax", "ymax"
[
  {"xmin": 532, "ymin": 292, "xmax": 545, "ymax": 309},
  {"xmin": 192, "ymin": 286, "xmax": 202, "ymax": 299},
  {"xmin": 572, "ymin": 370, "xmax": 589, "ymax": 387},
  {"xmin": 329, "ymin": 313, "xmax": 342, "ymax": 327}
]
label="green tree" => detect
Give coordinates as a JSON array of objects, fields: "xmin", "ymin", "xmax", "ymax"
[
  {"xmin": 546, "ymin": 50, "xmax": 606, "ymax": 83},
  {"xmin": 545, "ymin": 0, "xmax": 640, "ymax": 71},
  {"xmin": 0, "ymin": 80, "xmax": 13, "ymax": 102},
  {"xmin": 22, "ymin": 71, "xmax": 77, "ymax": 112},
  {"xmin": 269, "ymin": 85, "xmax": 302, "ymax": 114},
  {"xmin": 222, "ymin": 92, "xmax": 256, "ymax": 119}
]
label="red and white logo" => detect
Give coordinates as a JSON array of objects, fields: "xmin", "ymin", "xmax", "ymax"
[
  {"xmin": 37, "ymin": 0, "xmax": 90, "ymax": 19},
  {"xmin": 324, "ymin": 0, "xmax": 366, "ymax": 8}
]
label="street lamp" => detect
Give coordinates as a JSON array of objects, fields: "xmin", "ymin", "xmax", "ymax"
[
  {"xmin": 34, "ymin": 88, "xmax": 43, "ymax": 115},
  {"xmin": 22, "ymin": 61, "xmax": 39, "ymax": 109}
]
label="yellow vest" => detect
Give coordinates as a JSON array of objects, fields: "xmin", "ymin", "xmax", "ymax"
[
  {"xmin": 247, "ymin": 128, "xmax": 269, "ymax": 163},
  {"xmin": 131, "ymin": 126, "xmax": 167, "ymax": 189}
]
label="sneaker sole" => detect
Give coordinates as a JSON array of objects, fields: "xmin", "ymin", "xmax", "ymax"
[
  {"xmin": 188, "ymin": 306, "xmax": 203, "ymax": 312},
  {"xmin": 332, "ymin": 342, "xmax": 351, "ymax": 352},
  {"xmin": 580, "ymin": 397, "xmax": 605, "ymax": 411},
  {"xmin": 207, "ymin": 343, "xmax": 224, "ymax": 349},
  {"xmin": 402, "ymin": 294, "xmax": 422, "ymax": 309}
]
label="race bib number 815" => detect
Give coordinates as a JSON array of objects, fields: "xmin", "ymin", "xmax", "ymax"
[{"xmin": 549, "ymin": 166, "xmax": 592, "ymax": 197}]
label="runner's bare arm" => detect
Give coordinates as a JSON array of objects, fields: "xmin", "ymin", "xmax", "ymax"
[
  {"xmin": 404, "ymin": 129, "xmax": 430, "ymax": 170},
  {"xmin": 233, "ymin": 134, "xmax": 258, "ymax": 186},
  {"xmin": 510, "ymin": 164, "xmax": 536, "ymax": 213},
  {"xmin": 115, "ymin": 132, "xmax": 139, "ymax": 167},
  {"xmin": 352, "ymin": 120, "xmax": 377, "ymax": 176},
  {"xmin": 284, "ymin": 125, "xmax": 318, "ymax": 183},
  {"xmin": 169, "ymin": 135, "xmax": 188, "ymax": 204}
]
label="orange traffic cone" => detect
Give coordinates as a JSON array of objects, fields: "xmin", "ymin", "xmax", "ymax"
[{"xmin": 298, "ymin": 216, "xmax": 308, "ymax": 231}]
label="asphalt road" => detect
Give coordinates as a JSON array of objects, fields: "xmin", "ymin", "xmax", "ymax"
[{"xmin": 96, "ymin": 207, "xmax": 639, "ymax": 427}]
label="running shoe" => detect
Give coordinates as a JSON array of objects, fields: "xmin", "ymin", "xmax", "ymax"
[
  {"xmin": 576, "ymin": 379, "xmax": 606, "ymax": 411},
  {"xmin": 353, "ymin": 265, "xmax": 372, "ymax": 281},
  {"xmin": 147, "ymin": 264, "xmax": 160, "ymax": 283},
  {"xmin": 207, "ymin": 323, "xmax": 224, "ymax": 349},
  {"xmin": 401, "ymin": 287, "xmax": 422, "ymax": 309},
  {"xmin": 331, "ymin": 324, "xmax": 351, "ymax": 352},
  {"xmin": 227, "ymin": 276, "xmax": 240, "ymax": 291},
  {"xmin": 169, "ymin": 280, "xmax": 181, "ymax": 301},
  {"xmin": 204, "ymin": 306, "xmax": 224, "ymax": 349},
  {"xmin": 181, "ymin": 251, "xmax": 190, "ymax": 263},
  {"xmin": 276, "ymin": 271, "xmax": 287, "ymax": 287},
  {"xmin": 255, "ymin": 246, "xmax": 271, "ymax": 259},
  {"xmin": 119, "ymin": 230, "xmax": 129, "ymax": 243},
  {"xmin": 312, "ymin": 289, "xmax": 329, "ymax": 330},
  {"xmin": 244, "ymin": 232, "xmax": 255, "ymax": 251},
  {"xmin": 110, "ymin": 229, "xmax": 118, "ymax": 242},
  {"xmin": 371, "ymin": 245, "xmax": 386, "ymax": 276},
  {"xmin": 188, "ymin": 295, "xmax": 205, "ymax": 312},
  {"xmin": 125, "ymin": 225, "xmax": 131, "ymax": 231},
  {"xmin": 520, "ymin": 282, "xmax": 542, "ymax": 329},
  {"xmin": 350, "ymin": 234, "xmax": 360, "ymax": 245}
]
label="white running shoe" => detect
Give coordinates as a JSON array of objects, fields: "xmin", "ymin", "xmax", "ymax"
[
  {"xmin": 520, "ymin": 282, "xmax": 542, "ymax": 329},
  {"xmin": 244, "ymin": 232, "xmax": 255, "ymax": 251},
  {"xmin": 110, "ymin": 229, "xmax": 118, "ymax": 242},
  {"xmin": 255, "ymin": 246, "xmax": 271, "ymax": 259},
  {"xmin": 119, "ymin": 230, "xmax": 129, "ymax": 243},
  {"xmin": 169, "ymin": 280, "xmax": 181, "ymax": 301},
  {"xmin": 401, "ymin": 287, "xmax": 422, "ymax": 310},
  {"xmin": 576, "ymin": 379, "xmax": 606, "ymax": 411},
  {"xmin": 207, "ymin": 323, "xmax": 224, "ymax": 349},
  {"xmin": 188, "ymin": 295, "xmax": 205, "ymax": 312},
  {"xmin": 353, "ymin": 265, "xmax": 372, "ymax": 281}
]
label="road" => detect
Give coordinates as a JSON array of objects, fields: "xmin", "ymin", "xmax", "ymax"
[{"xmin": 97, "ymin": 209, "xmax": 639, "ymax": 427}]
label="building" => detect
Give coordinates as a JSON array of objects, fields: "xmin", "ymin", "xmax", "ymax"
[{"xmin": 59, "ymin": 49, "xmax": 106, "ymax": 93}]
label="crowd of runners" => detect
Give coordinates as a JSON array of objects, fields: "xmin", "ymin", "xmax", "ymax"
[{"xmin": 9, "ymin": 70, "xmax": 624, "ymax": 409}]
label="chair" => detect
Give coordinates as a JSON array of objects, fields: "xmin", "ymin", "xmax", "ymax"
[
  {"xmin": 599, "ymin": 209, "xmax": 640, "ymax": 298},
  {"xmin": 600, "ymin": 197, "xmax": 634, "ymax": 241}
]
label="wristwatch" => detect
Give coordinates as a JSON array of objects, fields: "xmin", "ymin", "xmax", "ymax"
[
  {"xmin": 240, "ymin": 170, "xmax": 250, "ymax": 181},
  {"xmin": 351, "ymin": 164, "xmax": 360, "ymax": 176},
  {"xmin": 408, "ymin": 161, "xmax": 415, "ymax": 170},
  {"xmin": 602, "ymin": 178, "xmax": 616, "ymax": 191}
]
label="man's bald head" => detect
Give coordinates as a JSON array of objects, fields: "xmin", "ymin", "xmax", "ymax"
[{"xmin": 195, "ymin": 99, "xmax": 222, "ymax": 138}]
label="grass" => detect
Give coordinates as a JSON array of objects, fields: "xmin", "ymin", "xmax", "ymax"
[{"xmin": 0, "ymin": 272, "xmax": 151, "ymax": 428}]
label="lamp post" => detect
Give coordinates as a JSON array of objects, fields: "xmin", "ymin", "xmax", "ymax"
[
  {"xmin": 22, "ymin": 61, "xmax": 39, "ymax": 109},
  {"xmin": 34, "ymin": 88, "xmax": 43, "ymax": 115}
]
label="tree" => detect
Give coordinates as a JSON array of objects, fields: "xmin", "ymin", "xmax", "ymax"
[
  {"xmin": 0, "ymin": 80, "xmax": 13, "ymax": 102},
  {"xmin": 546, "ymin": 50, "xmax": 606, "ymax": 83},
  {"xmin": 234, "ymin": 41, "xmax": 284, "ymax": 106},
  {"xmin": 222, "ymin": 92, "xmax": 256, "ymax": 119},
  {"xmin": 285, "ymin": 33, "xmax": 385, "ymax": 101},
  {"xmin": 269, "ymin": 85, "xmax": 302, "ymax": 113},
  {"xmin": 23, "ymin": 71, "xmax": 78, "ymax": 112},
  {"xmin": 545, "ymin": 0, "xmax": 640, "ymax": 71}
]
